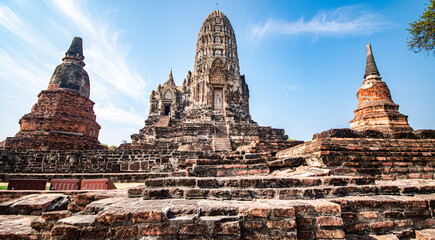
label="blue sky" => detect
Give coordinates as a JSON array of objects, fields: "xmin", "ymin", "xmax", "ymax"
[{"xmin": 0, "ymin": 0, "xmax": 434, "ymax": 146}]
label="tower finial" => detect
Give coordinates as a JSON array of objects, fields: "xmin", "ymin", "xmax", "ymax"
[
  {"xmin": 65, "ymin": 37, "xmax": 84, "ymax": 61},
  {"xmin": 364, "ymin": 43, "xmax": 380, "ymax": 78},
  {"xmin": 216, "ymin": 3, "xmax": 218, "ymax": 10},
  {"xmin": 168, "ymin": 68, "xmax": 174, "ymax": 82}
]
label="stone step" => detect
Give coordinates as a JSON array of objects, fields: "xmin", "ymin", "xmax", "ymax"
[
  {"xmin": 0, "ymin": 172, "xmax": 170, "ymax": 183},
  {"xmin": 133, "ymin": 181, "xmax": 435, "ymax": 201},
  {"xmin": 415, "ymin": 229, "xmax": 435, "ymax": 240},
  {"xmin": 143, "ymin": 176, "xmax": 375, "ymax": 189},
  {"xmin": 191, "ymin": 163, "xmax": 270, "ymax": 177},
  {"xmin": 0, "ymin": 193, "xmax": 68, "ymax": 215},
  {"xmin": 53, "ymin": 197, "xmax": 340, "ymax": 239},
  {"xmin": 195, "ymin": 157, "xmax": 266, "ymax": 165},
  {"xmin": 267, "ymin": 157, "xmax": 307, "ymax": 169},
  {"xmin": 0, "ymin": 215, "xmax": 45, "ymax": 239},
  {"xmin": 212, "ymin": 136, "xmax": 232, "ymax": 152},
  {"xmin": 2, "ymin": 192, "xmax": 428, "ymax": 240},
  {"xmin": 155, "ymin": 116, "xmax": 171, "ymax": 127}
]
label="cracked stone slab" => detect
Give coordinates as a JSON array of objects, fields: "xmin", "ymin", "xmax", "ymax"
[
  {"xmin": 0, "ymin": 194, "xmax": 66, "ymax": 214},
  {"xmin": 58, "ymin": 215, "xmax": 97, "ymax": 227}
]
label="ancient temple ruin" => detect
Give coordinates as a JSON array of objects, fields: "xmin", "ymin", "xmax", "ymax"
[
  {"xmin": 0, "ymin": 9, "xmax": 434, "ymax": 240},
  {"xmin": 131, "ymin": 10, "xmax": 286, "ymax": 151},
  {"xmin": 350, "ymin": 43, "xmax": 413, "ymax": 133},
  {"xmin": 4, "ymin": 37, "xmax": 103, "ymax": 150}
]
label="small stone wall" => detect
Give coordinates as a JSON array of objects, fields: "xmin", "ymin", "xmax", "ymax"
[
  {"xmin": 0, "ymin": 150, "xmax": 202, "ymax": 174},
  {"xmin": 277, "ymin": 129, "xmax": 435, "ymax": 180}
]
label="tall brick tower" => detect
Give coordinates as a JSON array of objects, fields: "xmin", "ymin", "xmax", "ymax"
[
  {"xmin": 5, "ymin": 37, "xmax": 103, "ymax": 150},
  {"xmin": 186, "ymin": 10, "xmax": 250, "ymax": 121},
  {"xmin": 131, "ymin": 10, "xmax": 287, "ymax": 151},
  {"xmin": 350, "ymin": 43, "xmax": 413, "ymax": 133}
]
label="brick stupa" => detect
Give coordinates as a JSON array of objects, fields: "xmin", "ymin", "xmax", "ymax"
[
  {"xmin": 5, "ymin": 37, "xmax": 103, "ymax": 150},
  {"xmin": 349, "ymin": 43, "xmax": 413, "ymax": 133},
  {"xmin": 131, "ymin": 10, "xmax": 288, "ymax": 151}
]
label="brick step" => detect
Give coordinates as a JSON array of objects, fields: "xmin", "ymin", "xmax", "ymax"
[
  {"xmin": 134, "ymin": 183, "xmax": 435, "ymax": 201},
  {"xmin": 191, "ymin": 163, "xmax": 270, "ymax": 177},
  {"xmin": 143, "ymin": 176, "xmax": 375, "ymax": 189},
  {"xmin": 212, "ymin": 137, "xmax": 232, "ymax": 152},
  {"xmin": 415, "ymin": 229, "xmax": 435, "ymax": 240},
  {"xmin": 51, "ymin": 197, "xmax": 340, "ymax": 239},
  {"xmin": 195, "ymin": 157, "xmax": 266, "ymax": 165},
  {"xmin": 0, "ymin": 172, "xmax": 170, "ymax": 183},
  {"xmin": 267, "ymin": 157, "xmax": 306, "ymax": 168},
  {"xmin": 0, "ymin": 193, "xmax": 69, "ymax": 215},
  {"xmin": 1, "ymin": 193, "xmax": 430, "ymax": 239}
]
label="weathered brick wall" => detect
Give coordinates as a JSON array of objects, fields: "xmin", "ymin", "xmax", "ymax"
[
  {"xmin": 277, "ymin": 131, "xmax": 435, "ymax": 180},
  {"xmin": 0, "ymin": 150, "xmax": 202, "ymax": 174},
  {"xmin": 331, "ymin": 195, "xmax": 435, "ymax": 238},
  {"xmin": 5, "ymin": 89, "xmax": 102, "ymax": 150}
]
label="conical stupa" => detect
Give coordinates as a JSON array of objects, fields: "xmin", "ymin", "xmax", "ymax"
[{"xmin": 350, "ymin": 43, "xmax": 413, "ymax": 133}]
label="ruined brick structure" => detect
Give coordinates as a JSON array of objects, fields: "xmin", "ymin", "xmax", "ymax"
[
  {"xmin": 4, "ymin": 37, "xmax": 103, "ymax": 150},
  {"xmin": 131, "ymin": 10, "xmax": 287, "ymax": 151},
  {"xmin": 0, "ymin": 11, "xmax": 434, "ymax": 240},
  {"xmin": 350, "ymin": 43, "xmax": 413, "ymax": 133}
]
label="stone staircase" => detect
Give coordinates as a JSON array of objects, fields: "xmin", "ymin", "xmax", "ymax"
[
  {"xmin": 212, "ymin": 136, "xmax": 232, "ymax": 151},
  {"xmin": 191, "ymin": 153, "xmax": 271, "ymax": 177},
  {"xmin": 277, "ymin": 138, "xmax": 435, "ymax": 180},
  {"xmin": 1, "ymin": 192, "xmax": 432, "ymax": 239},
  {"xmin": 155, "ymin": 116, "xmax": 171, "ymax": 127},
  {"xmin": 128, "ymin": 176, "xmax": 435, "ymax": 202},
  {"xmin": 0, "ymin": 138, "xmax": 434, "ymax": 239}
]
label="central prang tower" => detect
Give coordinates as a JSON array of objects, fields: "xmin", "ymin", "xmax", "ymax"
[
  {"xmin": 131, "ymin": 10, "xmax": 286, "ymax": 151},
  {"xmin": 186, "ymin": 10, "xmax": 250, "ymax": 121}
]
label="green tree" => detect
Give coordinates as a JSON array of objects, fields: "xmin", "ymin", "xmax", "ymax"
[{"xmin": 407, "ymin": 0, "xmax": 435, "ymax": 55}]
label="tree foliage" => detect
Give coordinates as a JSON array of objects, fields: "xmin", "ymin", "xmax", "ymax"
[{"xmin": 407, "ymin": 0, "xmax": 435, "ymax": 55}]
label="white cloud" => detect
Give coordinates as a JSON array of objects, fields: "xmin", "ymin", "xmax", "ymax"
[
  {"xmin": 252, "ymin": 5, "xmax": 391, "ymax": 38},
  {"xmin": 0, "ymin": 5, "xmax": 59, "ymax": 57},
  {"xmin": 0, "ymin": 0, "xmax": 149, "ymax": 145},
  {"xmin": 0, "ymin": 49, "xmax": 48, "ymax": 94},
  {"xmin": 49, "ymin": 0, "xmax": 147, "ymax": 100},
  {"xmin": 94, "ymin": 103, "xmax": 144, "ymax": 127}
]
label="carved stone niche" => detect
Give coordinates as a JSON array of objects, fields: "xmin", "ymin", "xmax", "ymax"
[
  {"xmin": 212, "ymin": 84, "xmax": 224, "ymax": 111},
  {"xmin": 210, "ymin": 58, "xmax": 226, "ymax": 84}
]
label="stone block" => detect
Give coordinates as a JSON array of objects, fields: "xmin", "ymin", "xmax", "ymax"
[
  {"xmin": 50, "ymin": 225, "xmax": 79, "ymax": 239},
  {"xmin": 266, "ymin": 220, "xmax": 296, "ymax": 229},
  {"xmin": 370, "ymin": 221, "xmax": 393, "ymax": 229},
  {"xmin": 179, "ymin": 224, "xmax": 207, "ymax": 235},
  {"xmin": 316, "ymin": 229, "xmax": 346, "ymax": 239},
  {"xmin": 115, "ymin": 226, "xmax": 138, "ymax": 238},
  {"xmin": 273, "ymin": 207, "xmax": 295, "ymax": 218},
  {"xmin": 97, "ymin": 208, "xmax": 131, "ymax": 223},
  {"xmin": 316, "ymin": 216, "xmax": 344, "ymax": 226},
  {"xmin": 131, "ymin": 208, "xmax": 162, "ymax": 223},
  {"xmin": 359, "ymin": 211, "xmax": 378, "ymax": 219},
  {"xmin": 240, "ymin": 206, "xmax": 270, "ymax": 218},
  {"xmin": 212, "ymin": 221, "xmax": 240, "ymax": 235},
  {"xmin": 415, "ymin": 229, "xmax": 435, "ymax": 240},
  {"xmin": 41, "ymin": 210, "xmax": 71, "ymax": 220},
  {"xmin": 141, "ymin": 225, "xmax": 175, "ymax": 236}
]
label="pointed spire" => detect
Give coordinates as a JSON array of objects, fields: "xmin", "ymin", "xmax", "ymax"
[
  {"xmin": 364, "ymin": 43, "xmax": 380, "ymax": 78},
  {"xmin": 65, "ymin": 37, "xmax": 84, "ymax": 61},
  {"xmin": 168, "ymin": 68, "xmax": 174, "ymax": 82}
]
